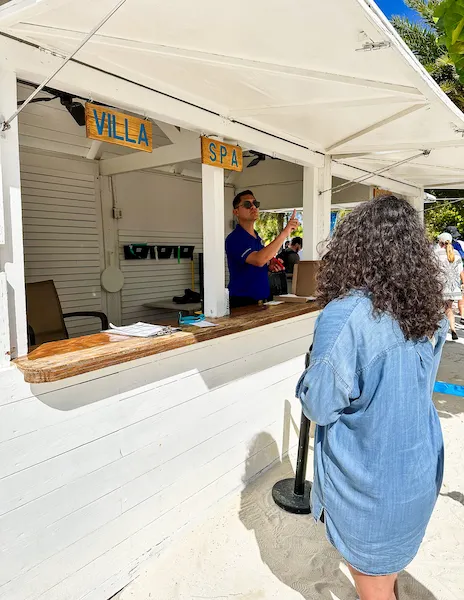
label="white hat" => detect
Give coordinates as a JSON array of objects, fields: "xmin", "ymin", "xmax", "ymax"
[{"xmin": 438, "ymin": 232, "xmax": 452, "ymax": 243}]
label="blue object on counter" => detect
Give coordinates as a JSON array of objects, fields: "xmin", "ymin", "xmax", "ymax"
[
  {"xmin": 434, "ymin": 381, "xmax": 464, "ymax": 397},
  {"xmin": 178, "ymin": 312, "xmax": 205, "ymax": 325}
]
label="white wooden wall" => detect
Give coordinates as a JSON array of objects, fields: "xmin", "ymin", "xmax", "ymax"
[
  {"xmin": 119, "ymin": 229, "xmax": 202, "ymax": 324},
  {"xmin": 20, "ymin": 151, "xmax": 105, "ymax": 337},
  {"xmin": 0, "ymin": 311, "xmax": 317, "ymax": 600},
  {"xmin": 113, "ymin": 171, "xmax": 234, "ymax": 325}
]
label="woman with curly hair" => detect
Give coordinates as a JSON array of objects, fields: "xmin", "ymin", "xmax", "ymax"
[{"xmin": 296, "ymin": 195, "xmax": 447, "ymax": 600}]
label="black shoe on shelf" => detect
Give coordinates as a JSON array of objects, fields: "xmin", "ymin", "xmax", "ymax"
[
  {"xmin": 451, "ymin": 330, "xmax": 459, "ymax": 341},
  {"xmin": 173, "ymin": 289, "xmax": 201, "ymax": 304}
]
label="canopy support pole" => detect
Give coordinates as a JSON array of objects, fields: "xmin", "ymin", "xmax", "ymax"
[
  {"xmin": 0, "ymin": 69, "xmax": 27, "ymax": 361},
  {"xmin": 406, "ymin": 186, "xmax": 425, "ymax": 223},
  {"xmin": 302, "ymin": 156, "xmax": 332, "ymax": 260},
  {"xmin": 202, "ymin": 162, "xmax": 226, "ymax": 318}
]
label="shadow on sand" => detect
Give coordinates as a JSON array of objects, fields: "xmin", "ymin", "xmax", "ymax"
[{"xmin": 239, "ymin": 431, "xmax": 438, "ymax": 600}]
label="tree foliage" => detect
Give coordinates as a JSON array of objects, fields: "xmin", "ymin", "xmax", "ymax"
[
  {"xmin": 391, "ymin": 1, "xmax": 464, "ymax": 235},
  {"xmin": 425, "ymin": 200, "xmax": 464, "ymax": 236},
  {"xmin": 255, "ymin": 211, "xmax": 303, "ymax": 245},
  {"xmin": 435, "ymin": 0, "xmax": 464, "ymax": 82},
  {"xmin": 255, "ymin": 212, "xmax": 285, "ymax": 245},
  {"xmin": 391, "ymin": 0, "xmax": 464, "ymax": 110}
]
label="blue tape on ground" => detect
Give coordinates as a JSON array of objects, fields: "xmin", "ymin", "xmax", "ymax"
[{"xmin": 434, "ymin": 381, "xmax": 464, "ymax": 397}]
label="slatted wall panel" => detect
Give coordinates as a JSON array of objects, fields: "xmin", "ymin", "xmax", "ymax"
[
  {"xmin": 119, "ymin": 230, "xmax": 203, "ymax": 325},
  {"xmin": 20, "ymin": 152, "xmax": 105, "ymax": 338}
]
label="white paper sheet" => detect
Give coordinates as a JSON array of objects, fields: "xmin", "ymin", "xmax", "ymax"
[
  {"xmin": 190, "ymin": 320, "xmax": 218, "ymax": 328},
  {"xmin": 104, "ymin": 322, "xmax": 176, "ymax": 337}
]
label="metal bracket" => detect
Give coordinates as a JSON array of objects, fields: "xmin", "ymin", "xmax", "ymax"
[{"xmin": 356, "ymin": 40, "xmax": 392, "ymax": 52}]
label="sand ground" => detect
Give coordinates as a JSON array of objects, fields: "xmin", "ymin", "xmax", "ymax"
[{"xmin": 118, "ymin": 326, "xmax": 464, "ymax": 600}]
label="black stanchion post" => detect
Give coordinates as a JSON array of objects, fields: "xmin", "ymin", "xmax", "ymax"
[{"xmin": 272, "ymin": 351, "xmax": 312, "ymax": 514}]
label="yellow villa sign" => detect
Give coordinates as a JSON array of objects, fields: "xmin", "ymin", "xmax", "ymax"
[
  {"xmin": 201, "ymin": 136, "xmax": 243, "ymax": 171},
  {"xmin": 85, "ymin": 103, "xmax": 153, "ymax": 152}
]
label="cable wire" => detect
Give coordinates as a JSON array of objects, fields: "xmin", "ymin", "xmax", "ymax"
[
  {"xmin": 327, "ymin": 150, "xmax": 431, "ymax": 195},
  {"xmin": 1, "ymin": 0, "xmax": 128, "ymax": 131}
]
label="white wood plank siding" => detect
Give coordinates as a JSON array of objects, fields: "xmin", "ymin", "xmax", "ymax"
[
  {"xmin": 119, "ymin": 229, "xmax": 203, "ymax": 325},
  {"xmin": 0, "ymin": 311, "xmax": 317, "ymax": 600},
  {"xmin": 20, "ymin": 151, "xmax": 105, "ymax": 337}
]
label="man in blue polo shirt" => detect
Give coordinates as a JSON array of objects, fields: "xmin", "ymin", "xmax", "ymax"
[{"xmin": 225, "ymin": 190, "xmax": 299, "ymax": 308}]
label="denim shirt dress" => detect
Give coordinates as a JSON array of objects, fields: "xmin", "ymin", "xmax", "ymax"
[{"xmin": 296, "ymin": 293, "xmax": 447, "ymax": 576}]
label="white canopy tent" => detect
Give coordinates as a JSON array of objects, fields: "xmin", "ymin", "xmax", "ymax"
[{"xmin": 1, "ymin": 0, "xmax": 464, "ymax": 189}]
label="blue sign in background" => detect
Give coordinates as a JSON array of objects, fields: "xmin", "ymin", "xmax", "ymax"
[
  {"xmin": 330, "ymin": 211, "xmax": 338, "ymax": 233},
  {"xmin": 434, "ymin": 381, "xmax": 464, "ymax": 397}
]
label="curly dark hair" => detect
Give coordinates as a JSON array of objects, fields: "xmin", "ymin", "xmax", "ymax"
[{"xmin": 317, "ymin": 195, "xmax": 444, "ymax": 340}]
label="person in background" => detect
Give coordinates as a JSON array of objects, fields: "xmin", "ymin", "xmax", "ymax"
[
  {"xmin": 445, "ymin": 225, "xmax": 464, "ymax": 257},
  {"xmin": 445, "ymin": 225, "xmax": 464, "ymax": 324},
  {"xmin": 278, "ymin": 236, "xmax": 302, "ymax": 274},
  {"xmin": 225, "ymin": 190, "xmax": 299, "ymax": 308},
  {"xmin": 435, "ymin": 232, "xmax": 464, "ymax": 339},
  {"xmin": 297, "ymin": 195, "xmax": 446, "ymax": 600}
]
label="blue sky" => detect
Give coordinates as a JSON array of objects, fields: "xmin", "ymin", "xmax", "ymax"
[{"xmin": 375, "ymin": 0, "xmax": 421, "ymax": 20}]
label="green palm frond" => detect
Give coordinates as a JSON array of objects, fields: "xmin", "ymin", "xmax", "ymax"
[
  {"xmin": 405, "ymin": 0, "xmax": 443, "ymax": 28},
  {"xmin": 435, "ymin": 0, "xmax": 464, "ymax": 81},
  {"xmin": 391, "ymin": 15, "xmax": 443, "ymax": 63}
]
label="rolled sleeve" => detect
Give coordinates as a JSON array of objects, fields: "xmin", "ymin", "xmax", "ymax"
[{"xmin": 296, "ymin": 359, "xmax": 351, "ymax": 426}]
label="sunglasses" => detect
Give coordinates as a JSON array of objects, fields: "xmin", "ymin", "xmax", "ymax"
[{"xmin": 238, "ymin": 200, "xmax": 260, "ymax": 209}]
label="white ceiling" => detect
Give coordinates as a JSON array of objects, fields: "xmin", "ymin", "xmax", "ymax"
[{"xmin": 2, "ymin": 0, "xmax": 464, "ymax": 188}]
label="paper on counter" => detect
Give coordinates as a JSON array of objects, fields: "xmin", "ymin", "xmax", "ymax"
[
  {"xmin": 105, "ymin": 322, "xmax": 178, "ymax": 337},
  {"xmin": 266, "ymin": 300, "xmax": 285, "ymax": 305},
  {"xmin": 190, "ymin": 320, "xmax": 218, "ymax": 328}
]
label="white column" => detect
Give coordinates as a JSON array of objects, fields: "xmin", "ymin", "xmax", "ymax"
[
  {"xmin": 302, "ymin": 156, "xmax": 332, "ymax": 260},
  {"xmin": 202, "ymin": 163, "xmax": 226, "ymax": 318},
  {"xmin": 0, "ymin": 69, "xmax": 27, "ymax": 361},
  {"xmin": 99, "ymin": 175, "xmax": 122, "ymax": 325},
  {"xmin": 407, "ymin": 186, "xmax": 424, "ymax": 223}
]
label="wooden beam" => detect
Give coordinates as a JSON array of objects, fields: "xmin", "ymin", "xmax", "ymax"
[
  {"xmin": 19, "ymin": 135, "xmax": 89, "ymax": 157},
  {"xmin": 86, "ymin": 140, "xmax": 103, "ymax": 160},
  {"xmin": 326, "ymin": 104, "xmax": 428, "ymax": 153},
  {"xmin": 99, "ymin": 138, "xmax": 201, "ymax": 176},
  {"xmin": 1, "ymin": 35, "xmax": 324, "ymax": 167},
  {"xmin": 154, "ymin": 121, "xmax": 183, "ymax": 143}
]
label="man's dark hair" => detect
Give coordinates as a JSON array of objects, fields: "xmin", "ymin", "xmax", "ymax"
[
  {"xmin": 291, "ymin": 236, "xmax": 302, "ymax": 247},
  {"xmin": 233, "ymin": 190, "xmax": 254, "ymax": 209}
]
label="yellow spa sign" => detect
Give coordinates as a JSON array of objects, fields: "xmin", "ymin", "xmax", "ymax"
[
  {"xmin": 201, "ymin": 136, "xmax": 243, "ymax": 171},
  {"xmin": 85, "ymin": 103, "xmax": 153, "ymax": 153}
]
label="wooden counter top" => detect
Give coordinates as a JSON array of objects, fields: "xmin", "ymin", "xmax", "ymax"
[{"xmin": 14, "ymin": 302, "xmax": 319, "ymax": 384}]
